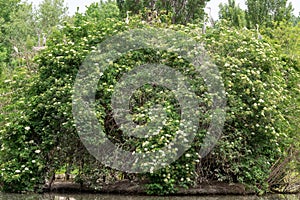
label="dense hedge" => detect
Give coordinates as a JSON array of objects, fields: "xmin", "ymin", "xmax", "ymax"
[{"xmin": 0, "ymin": 3, "xmax": 299, "ymax": 194}]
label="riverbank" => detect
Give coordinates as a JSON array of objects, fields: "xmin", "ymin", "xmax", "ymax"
[
  {"xmin": 43, "ymin": 180, "xmax": 255, "ymax": 195},
  {"xmin": 1, "ymin": 192, "xmax": 300, "ymax": 200}
]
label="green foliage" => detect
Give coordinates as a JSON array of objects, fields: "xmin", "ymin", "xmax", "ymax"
[
  {"xmin": 92, "ymin": 44, "xmax": 206, "ymax": 194},
  {"xmin": 0, "ymin": 0, "xmax": 299, "ymax": 195},
  {"xmin": 219, "ymin": 0, "xmax": 247, "ymax": 28},
  {"xmin": 0, "ymin": 66, "xmax": 39, "ymax": 192},
  {"xmin": 263, "ymin": 22, "xmax": 300, "ymax": 174},
  {"xmin": 35, "ymin": 0, "xmax": 69, "ymax": 36},
  {"xmin": 0, "ymin": 0, "xmax": 21, "ymax": 23},
  {"xmin": 0, "ymin": 0, "xmax": 69, "ymax": 73},
  {"xmin": 202, "ymin": 22, "xmax": 299, "ymax": 192},
  {"xmin": 245, "ymin": 0, "xmax": 293, "ymax": 28},
  {"xmin": 0, "ymin": 0, "xmax": 21, "ymax": 69},
  {"xmin": 262, "ymin": 21, "xmax": 300, "ymax": 133},
  {"xmin": 84, "ymin": 0, "xmax": 120, "ymax": 21},
  {"xmin": 3, "ymin": 2, "xmax": 35, "ymax": 49},
  {"xmin": 0, "ymin": 2, "xmax": 127, "ymax": 192},
  {"xmin": 265, "ymin": 21, "xmax": 300, "ymax": 62},
  {"xmin": 0, "ymin": 44, "xmax": 8, "ymax": 74},
  {"xmin": 117, "ymin": 0, "xmax": 208, "ymax": 24}
]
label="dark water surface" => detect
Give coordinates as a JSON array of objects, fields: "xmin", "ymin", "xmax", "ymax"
[{"xmin": 0, "ymin": 193, "xmax": 299, "ymax": 200}]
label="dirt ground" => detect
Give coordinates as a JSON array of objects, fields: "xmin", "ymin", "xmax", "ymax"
[{"xmin": 44, "ymin": 180, "xmax": 253, "ymax": 195}]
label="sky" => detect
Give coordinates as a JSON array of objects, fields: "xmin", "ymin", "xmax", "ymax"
[{"xmin": 26, "ymin": 0, "xmax": 300, "ymax": 20}]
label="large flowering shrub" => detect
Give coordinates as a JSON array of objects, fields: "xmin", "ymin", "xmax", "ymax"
[{"xmin": 0, "ymin": 3, "xmax": 298, "ymax": 194}]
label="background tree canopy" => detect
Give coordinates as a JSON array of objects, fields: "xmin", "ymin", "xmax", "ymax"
[
  {"xmin": 245, "ymin": 0, "xmax": 293, "ymax": 27},
  {"xmin": 218, "ymin": 0, "xmax": 295, "ymax": 29},
  {"xmin": 219, "ymin": 0, "xmax": 247, "ymax": 27},
  {"xmin": 0, "ymin": 0, "xmax": 299, "ymax": 195},
  {"xmin": 116, "ymin": 0, "xmax": 209, "ymax": 24}
]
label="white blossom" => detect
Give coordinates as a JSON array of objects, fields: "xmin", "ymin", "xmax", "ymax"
[{"xmin": 35, "ymin": 150, "xmax": 41, "ymax": 154}]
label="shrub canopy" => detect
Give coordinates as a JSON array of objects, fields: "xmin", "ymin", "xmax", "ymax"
[{"xmin": 0, "ymin": 2, "xmax": 299, "ymax": 194}]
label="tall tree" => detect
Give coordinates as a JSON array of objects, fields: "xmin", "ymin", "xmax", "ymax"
[
  {"xmin": 0, "ymin": 0, "xmax": 21, "ymax": 70},
  {"xmin": 4, "ymin": 2, "xmax": 35, "ymax": 51},
  {"xmin": 117, "ymin": 0, "xmax": 209, "ymax": 24},
  {"xmin": 85, "ymin": 0, "xmax": 120, "ymax": 21},
  {"xmin": 219, "ymin": 0, "xmax": 247, "ymax": 28},
  {"xmin": 0, "ymin": 0, "xmax": 69, "ymax": 70},
  {"xmin": 34, "ymin": 0, "xmax": 68, "ymax": 42},
  {"xmin": 3, "ymin": 2, "xmax": 36, "ymax": 67},
  {"xmin": 245, "ymin": 0, "xmax": 293, "ymax": 28}
]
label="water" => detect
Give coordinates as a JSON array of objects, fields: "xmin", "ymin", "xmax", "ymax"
[{"xmin": 0, "ymin": 193, "xmax": 299, "ymax": 200}]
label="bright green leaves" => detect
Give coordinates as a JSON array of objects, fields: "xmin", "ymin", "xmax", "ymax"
[
  {"xmin": 0, "ymin": 0, "xmax": 299, "ymax": 194},
  {"xmin": 245, "ymin": 0, "xmax": 293, "ymax": 28},
  {"xmin": 117, "ymin": 0, "xmax": 208, "ymax": 25},
  {"xmin": 202, "ymin": 23, "xmax": 299, "ymax": 192}
]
